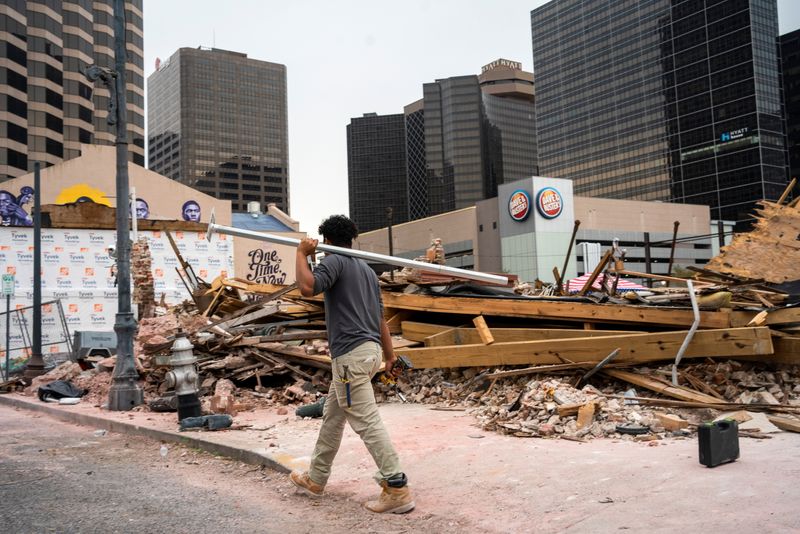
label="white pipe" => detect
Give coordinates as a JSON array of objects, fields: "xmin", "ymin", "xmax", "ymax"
[
  {"xmin": 205, "ymin": 210, "xmax": 508, "ymax": 286},
  {"xmin": 672, "ymin": 279, "xmax": 700, "ymax": 385}
]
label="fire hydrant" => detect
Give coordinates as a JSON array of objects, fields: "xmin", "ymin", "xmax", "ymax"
[{"xmin": 164, "ymin": 329, "xmax": 202, "ymax": 421}]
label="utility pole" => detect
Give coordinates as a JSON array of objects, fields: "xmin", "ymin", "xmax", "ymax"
[
  {"xmin": 24, "ymin": 162, "xmax": 45, "ymax": 381},
  {"xmin": 84, "ymin": 0, "xmax": 143, "ymax": 409}
]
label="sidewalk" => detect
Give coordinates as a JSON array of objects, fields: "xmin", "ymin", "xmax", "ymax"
[{"xmin": 1, "ymin": 392, "xmax": 799, "ymax": 533}]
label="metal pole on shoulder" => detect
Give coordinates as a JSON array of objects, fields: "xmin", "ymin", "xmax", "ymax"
[{"xmin": 206, "ymin": 210, "xmax": 509, "ymax": 286}]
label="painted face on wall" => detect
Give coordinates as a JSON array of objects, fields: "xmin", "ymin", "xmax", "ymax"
[
  {"xmin": 0, "ymin": 191, "xmax": 15, "ymax": 216},
  {"xmin": 182, "ymin": 201, "xmax": 201, "ymax": 222},
  {"xmin": 135, "ymin": 198, "xmax": 149, "ymax": 219}
]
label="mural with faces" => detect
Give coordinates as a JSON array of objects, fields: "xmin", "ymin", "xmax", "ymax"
[
  {"xmin": 0, "ymin": 187, "xmax": 34, "ymax": 227},
  {"xmin": 181, "ymin": 200, "xmax": 201, "ymax": 222}
]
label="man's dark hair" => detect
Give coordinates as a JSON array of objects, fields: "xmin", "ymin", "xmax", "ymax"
[{"xmin": 318, "ymin": 215, "xmax": 359, "ymax": 247}]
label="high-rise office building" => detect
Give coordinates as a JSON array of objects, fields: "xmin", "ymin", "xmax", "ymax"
[
  {"xmin": 346, "ymin": 113, "xmax": 407, "ymax": 233},
  {"xmin": 347, "ymin": 60, "xmax": 537, "ymax": 227},
  {"xmin": 147, "ymin": 47, "xmax": 289, "ymax": 213},
  {"xmin": 781, "ymin": 29, "xmax": 800, "ymax": 183},
  {"xmin": 0, "ymin": 0, "xmax": 145, "ymax": 181},
  {"xmin": 418, "ymin": 60, "xmax": 538, "ymax": 217},
  {"xmin": 532, "ymin": 0, "xmax": 788, "ymax": 223}
]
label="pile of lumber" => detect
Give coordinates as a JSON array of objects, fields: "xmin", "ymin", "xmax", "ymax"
[
  {"xmin": 135, "ymin": 278, "xmax": 336, "ymax": 412},
  {"xmin": 361, "ymin": 188, "xmax": 800, "ymax": 439},
  {"xmin": 129, "ymin": 191, "xmax": 800, "ymax": 440}
]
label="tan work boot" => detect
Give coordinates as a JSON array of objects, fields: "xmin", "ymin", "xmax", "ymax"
[
  {"xmin": 365, "ymin": 481, "xmax": 415, "ymax": 514},
  {"xmin": 289, "ymin": 470, "xmax": 324, "ymax": 498}
]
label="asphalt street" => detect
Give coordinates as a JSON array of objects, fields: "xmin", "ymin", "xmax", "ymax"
[{"xmin": 0, "ymin": 404, "xmax": 461, "ymax": 534}]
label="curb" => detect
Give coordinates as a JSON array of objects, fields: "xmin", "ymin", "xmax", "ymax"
[{"xmin": 0, "ymin": 394, "xmax": 293, "ymax": 474}]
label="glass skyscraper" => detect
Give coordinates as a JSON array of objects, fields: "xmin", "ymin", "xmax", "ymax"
[
  {"xmin": 781, "ymin": 28, "xmax": 800, "ymax": 183},
  {"xmin": 532, "ymin": 0, "xmax": 788, "ymax": 223},
  {"xmin": 0, "ymin": 0, "xmax": 145, "ymax": 181},
  {"xmin": 410, "ymin": 60, "xmax": 538, "ymax": 218},
  {"xmin": 346, "ymin": 113, "xmax": 407, "ymax": 233},
  {"xmin": 347, "ymin": 60, "xmax": 538, "ymax": 225},
  {"xmin": 147, "ymin": 47, "xmax": 289, "ymax": 213}
]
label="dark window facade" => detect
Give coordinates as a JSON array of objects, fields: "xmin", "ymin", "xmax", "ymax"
[
  {"xmin": 147, "ymin": 47, "xmax": 289, "ymax": 213},
  {"xmin": 405, "ymin": 107, "xmax": 427, "ymax": 219},
  {"xmin": 531, "ymin": 0, "xmax": 788, "ymax": 222},
  {"xmin": 0, "ymin": 0, "xmax": 144, "ymax": 179},
  {"xmin": 350, "ymin": 65, "xmax": 538, "ymax": 226},
  {"xmin": 347, "ymin": 113, "xmax": 408, "ymax": 232},
  {"xmin": 781, "ymin": 28, "xmax": 800, "ymax": 191}
]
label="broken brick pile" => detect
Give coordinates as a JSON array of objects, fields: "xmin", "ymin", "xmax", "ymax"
[
  {"xmin": 132, "ymin": 236, "xmax": 156, "ymax": 319},
  {"xmin": 379, "ymin": 360, "xmax": 800, "ymax": 440}
]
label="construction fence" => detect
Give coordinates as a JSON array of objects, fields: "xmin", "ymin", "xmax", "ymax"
[{"xmin": 0, "ymin": 299, "xmax": 72, "ymax": 380}]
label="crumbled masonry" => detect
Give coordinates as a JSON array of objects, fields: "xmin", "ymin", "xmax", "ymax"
[{"xmin": 9, "ymin": 204, "xmax": 800, "ymax": 440}]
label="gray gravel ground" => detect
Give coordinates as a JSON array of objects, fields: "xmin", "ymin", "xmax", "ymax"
[{"xmin": 0, "ymin": 404, "xmax": 472, "ymax": 534}]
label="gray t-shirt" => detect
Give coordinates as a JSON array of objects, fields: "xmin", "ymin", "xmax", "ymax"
[{"xmin": 312, "ymin": 253, "xmax": 383, "ymax": 358}]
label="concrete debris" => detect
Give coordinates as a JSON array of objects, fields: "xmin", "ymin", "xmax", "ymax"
[{"xmin": 17, "ymin": 204, "xmax": 798, "ymax": 444}]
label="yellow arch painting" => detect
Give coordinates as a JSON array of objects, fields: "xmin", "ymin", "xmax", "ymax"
[{"xmin": 54, "ymin": 184, "xmax": 112, "ymax": 206}]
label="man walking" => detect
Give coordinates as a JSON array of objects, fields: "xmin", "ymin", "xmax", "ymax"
[{"xmin": 289, "ymin": 215, "xmax": 415, "ymax": 514}]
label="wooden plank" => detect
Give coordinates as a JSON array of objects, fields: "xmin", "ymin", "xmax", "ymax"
[
  {"xmin": 486, "ymin": 362, "xmax": 604, "ymax": 380},
  {"xmin": 382, "ymin": 292, "xmax": 732, "ymax": 329},
  {"xmin": 577, "ymin": 402, "xmax": 596, "ymax": 430},
  {"xmin": 732, "ymin": 307, "xmax": 800, "ymax": 327},
  {"xmin": 606, "ymin": 394, "xmax": 800, "ymax": 413},
  {"xmin": 205, "ymin": 286, "xmax": 229, "ymax": 318},
  {"xmin": 424, "ymin": 326, "xmax": 638, "ymax": 347},
  {"xmin": 579, "ymin": 249, "xmax": 612, "ymax": 295},
  {"xmin": 391, "ymin": 337, "xmax": 420, "ymax": 349},
  {"xmin": 603, "ymin": 369, "xmax": 722, "ymax": 404},
  {"xmin": 557, "ymin": 403, "xmax": 586, "ymax": 417},
  {"xmin": 424, "ymin": 327, "xmax": 460, "ymax": 347},
  {"xmin": 763, "ymin": 307, "xmax": 800, "ymax": 326},
  {"xmin": 680, "ymin": 371, "xmax": 725, "ymax": 400},
  {"xmin": 386, "ymin": 310, "xmax": 414, "ymax": 335},
  {"xmin": 233, "ymin": 331, "xmax": 327, "ymax": 346},
  {"xmin": 247, "ymin": 350, "xmax": 315, "ymax": 380},
  {"xmin": 400, "ymin": 321, "xmax": 453, "ymax": 342},
  {"xmin": 472, "ymin": 316, "xmax": 495, "ymax": 345},
  {"xmin": 552, "ymin": 266, "xmax": 563, "ymax": 295},
  {"xmin": 254, "ymin": 342, "xmax": 332, "ymax": 370},
  {"xmin": 394, "ymin": 327, "xmax": 773, "ymax": 369},
  {"xmin": 222, "ymin": 279, "xmax": 301, "ymax": 296},
  {"xmin": 760, "ymin": 336, "xmax": 800, "ymax": 365},
  {"xmin": 767, "ymin": 415, "xmax": 800, "ymax": 433},
  {"xmin": 777, "ymin": 177, "xmax": 797, "ymax": 205},
  {"xmin": 215, "ymin": 304, "xmax": 279, "ymax": 331}
]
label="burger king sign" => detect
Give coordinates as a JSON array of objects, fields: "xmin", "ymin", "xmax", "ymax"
[
  {"xmin": 535, "ymin": 187, "xmax": 563, "ymax": 219},
  {"xmin": 508, "ymin": 190, "xmax": 531, "ymax": 222}
]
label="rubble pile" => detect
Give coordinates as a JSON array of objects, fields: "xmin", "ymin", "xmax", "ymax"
[
  {"xmin": 374, "ymin": 359, "xmax": 800, "ymax": 440},
  {"xmin": 11, "ymin": 197, "xmax": 800, "ymax": 444},
  {"xmin": 132, "ymin": 236, "xmax": 156, "ymax": 319}
]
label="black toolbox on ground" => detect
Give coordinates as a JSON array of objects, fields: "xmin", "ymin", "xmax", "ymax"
[{"xmin": 698, "ymin": 419, "xmax": 740, "ymax": 467}]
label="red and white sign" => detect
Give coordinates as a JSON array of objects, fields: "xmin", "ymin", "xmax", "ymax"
[
  {"xmin": 536, "ymin": 187, "xmax": 563, "ymax": 219},
  {"xmin": 508, "ymin": 190, "xmax": 531, "ymax": 222}
]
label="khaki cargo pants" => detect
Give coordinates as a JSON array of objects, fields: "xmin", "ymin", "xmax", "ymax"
[{"xmin": 308, "ymin": 341, "xmax": 403, "ymax": 486}]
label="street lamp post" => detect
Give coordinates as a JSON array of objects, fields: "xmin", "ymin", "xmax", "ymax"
[
  {"xmin": 84, "ymin": 0, "xmax": 143, "ymax": 410},
  {"xmin": 23, "ymin": 162, "xmax": 45, "ymax": 381}
]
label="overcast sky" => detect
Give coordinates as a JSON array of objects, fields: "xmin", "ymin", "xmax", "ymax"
[{"xmin": 143, "ymin": 0, "xmax": 800, "ymax": 235}]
